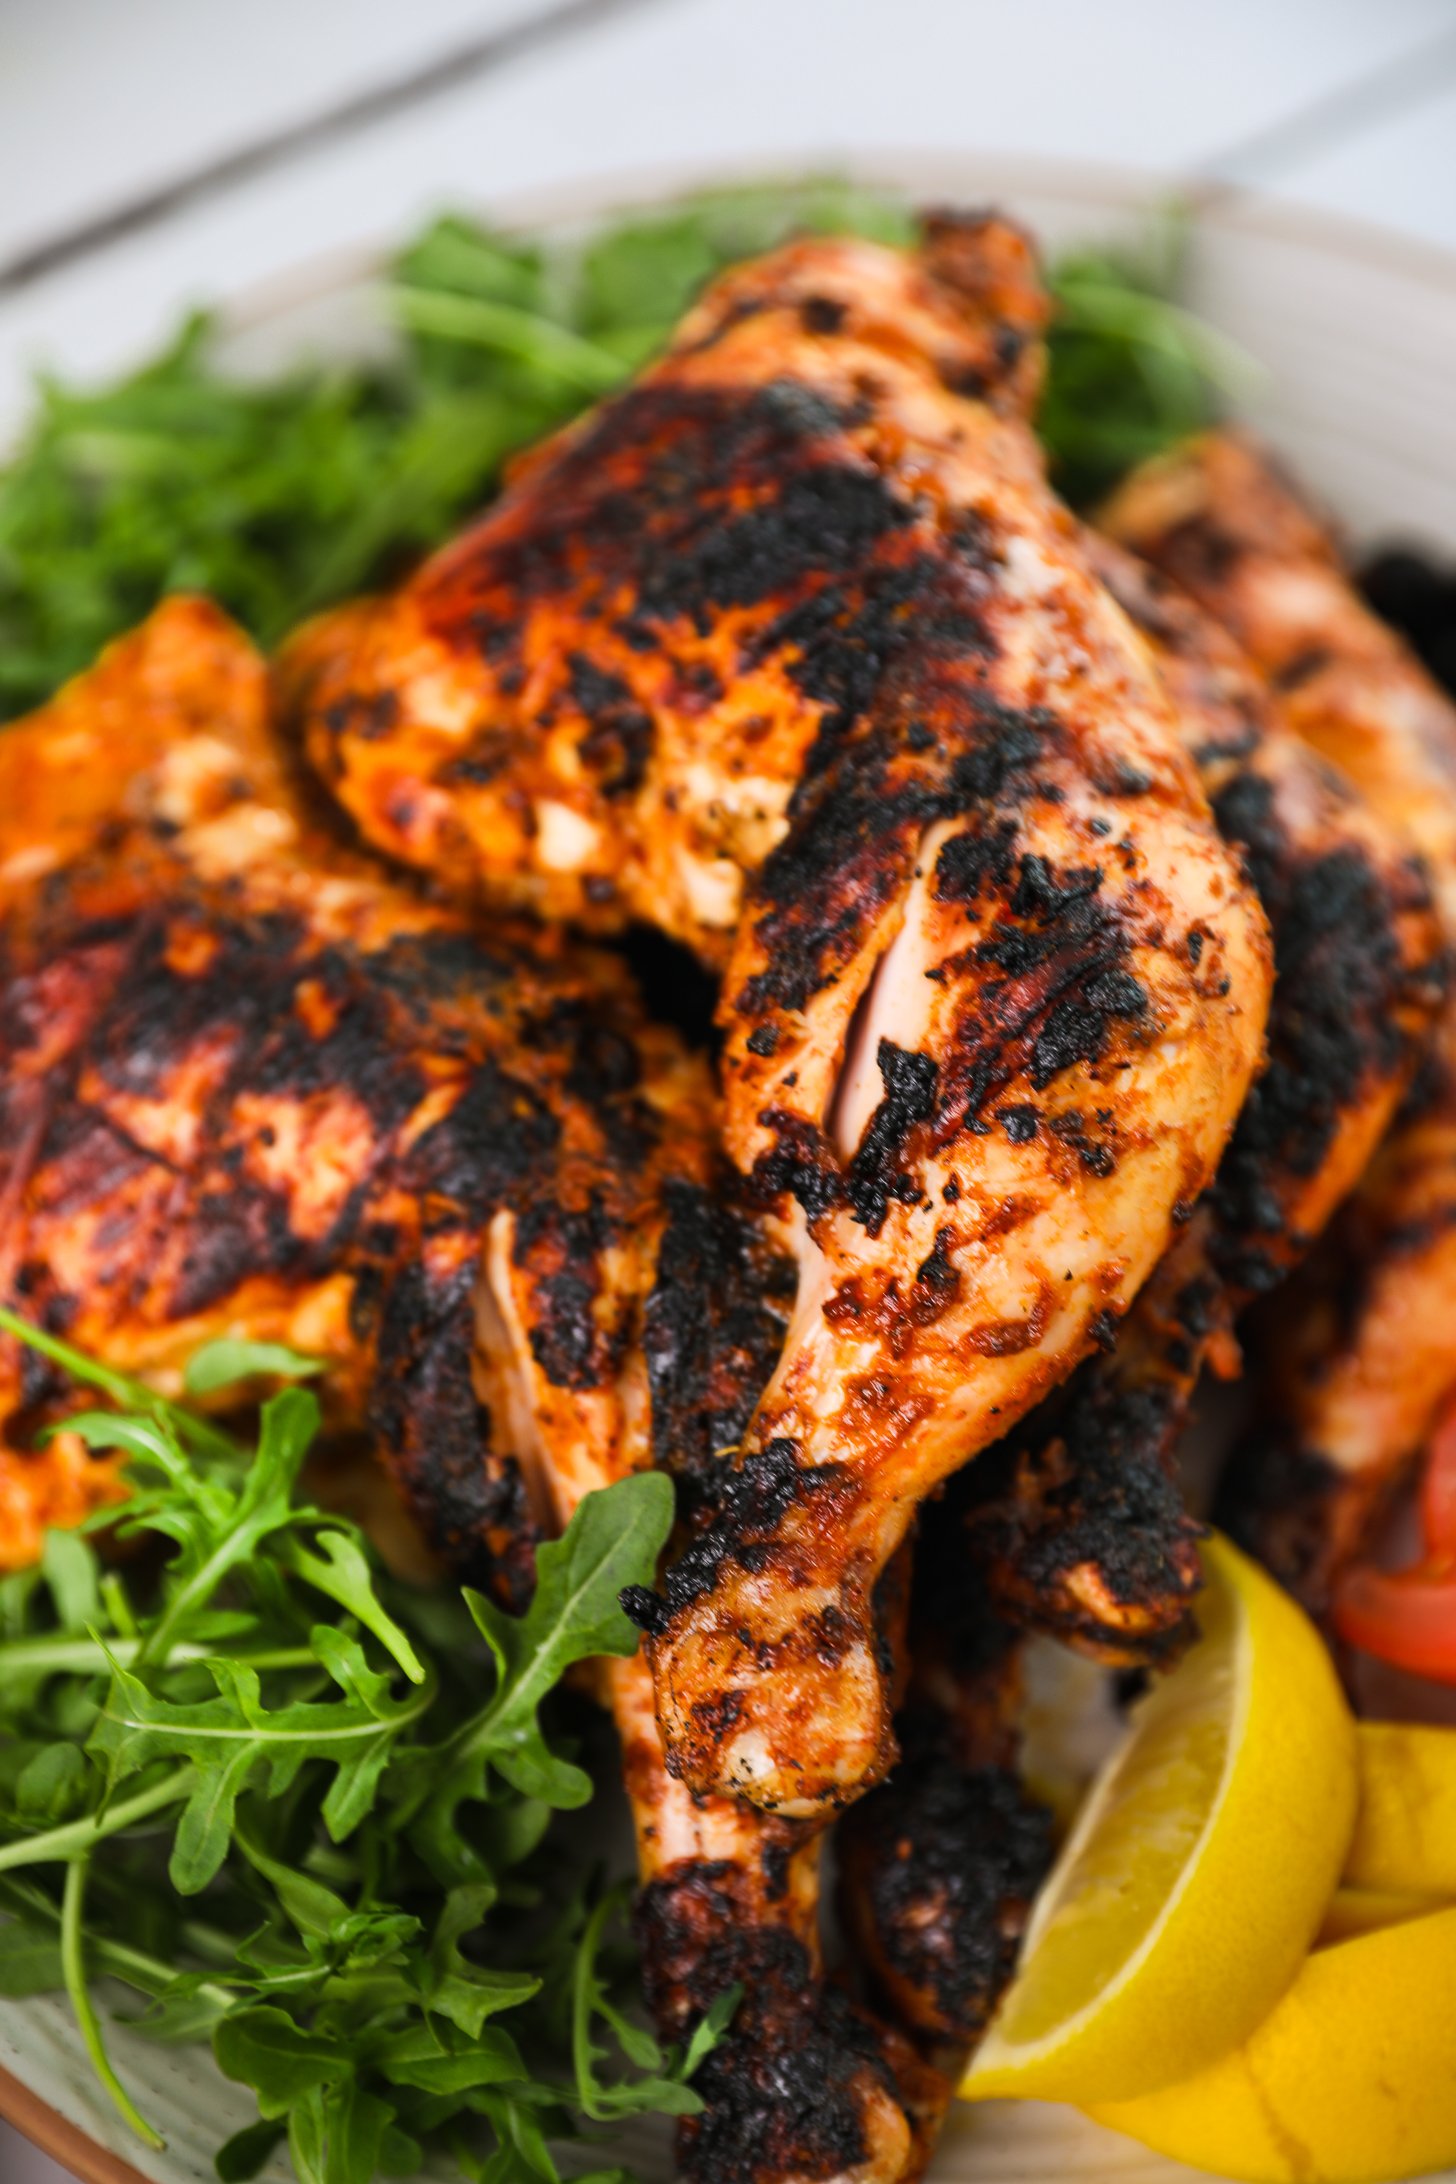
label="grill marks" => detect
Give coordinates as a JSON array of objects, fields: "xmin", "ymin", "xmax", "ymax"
[
  {"xmin": 642, "ymin": 1177, "xmax": 796, "ymax": 1511},
  {"xmin": 957, "ymin": 1366, "xmax": 1206, "ymax": 1663},
  {"xmin": 841, "ymin": 1755, "xmax": 1052, "ymax": 2042},
  {"xmin": 635, "ymin": 1861, "xmax": 914, "ymax": 2184},
  {"xmin": 965, "ymin": 534, "xmax": 1450, "ymax": 1664},
  {"xmin": 431, "ymin": 378, "xmax": 916, "ymax": 694},
  {"xmin": 624, "ymin": 1436, "xmax": 832, "ymax": 1636},
  {"xmin": 846, "ymin": 1041, "xmax": 939, "ymax": 1234},
  {"xmin": 933, "ymin": 840, "xmax": 1148, "ymax": 1141},
  {"xmin": 1207, "ymin": 770, "xmax": 1440, "ymax": 1290},
  {"xmin": 839, "ymin": 1533, "xmax": 1052, "ymax": 2051},
  {"xmin": 0, "ymin": 863, "xmax": 699, "ymax": 1611}
]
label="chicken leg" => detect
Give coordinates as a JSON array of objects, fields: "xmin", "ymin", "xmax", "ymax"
[
  {"xmin": 1101, "ymin": 431, "xmax": 1456, "ymax": 1605},
  {"xmin": 280, "ymin": 221, "xmax": 1275, "ymax": 1815}
]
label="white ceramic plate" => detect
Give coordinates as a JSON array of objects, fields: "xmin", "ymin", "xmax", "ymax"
[{"xmin": 3, "ymin": 153, "xmax": 1454, "ymax": 2184}]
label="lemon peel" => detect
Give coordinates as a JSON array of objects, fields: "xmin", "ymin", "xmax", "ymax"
[{"xmin": 962, "ymin": 1532, "xmax": 1356, "ymax": 2104}]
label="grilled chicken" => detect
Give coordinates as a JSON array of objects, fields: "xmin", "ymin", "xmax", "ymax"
[
  {"xmin": 0, "ymin": 597, "xmax": 714, "ymax": 1597},
  {"xmin": 284, "ymin": 219, "xmax": 1273, "ymax": 1817},
  {"xmin": 1101, "ymin": 432, "xmax": 1456, "ymax": 1604},
  {"xmin": 839, "ymin": 1546, "xmax": 1051, "ymax": 2056},
  {"xmin": 0, "ymin": 600, "xmax": 947, "ymax": 2184},
  {"xmin": 959, "ymin": 535, "xmax": 1442, "ymax": 1660}
]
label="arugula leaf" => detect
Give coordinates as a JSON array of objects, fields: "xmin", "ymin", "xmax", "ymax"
[
  {"xmin": 289, "ymin": 2079, "xmax": 394, "ymax": 2184},
  {"xmin": 1039, "ymin": 224, "xmax": 1254, "ymax": 504},
  {"xmin": 276, "ymin": 1533, "xmax": 425, "ymax": 1686},
  {"xmin": 459, "ymin": 1474, "xmax": 674, "ymax": 1806},
  {"xmin": 215, "ymin": 2118, "xmax": 287, "ymax": 2182},
  {"xmin": 216, "ymin": 2005, "xmax": 350, "ymax": 2118},
  {"xmin": 38, "ymin": 1530, "xmax": 102, "ymax": 1631},
  {"xmin": 0, "ymin": 1919, "xmax": 64, "ymax": 1995},
  {"xmin": 0, "ymin": 1315, "xmax": 713, "ymax": 2184},
  {"xmin": 0, "ymin": 178, "xmax": 1234, "ymax": 724},
  {"xmin": 183, "ymin": 1338, "xmax": 324, "ymax": 1396}
]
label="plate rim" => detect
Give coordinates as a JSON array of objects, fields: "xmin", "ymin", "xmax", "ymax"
[
  {"xmin": 0, "ymin": 2058, "xmax": 155, "ymax": 2184},
  {"xmin": 215, "ymin": 146, "xmax": 1456, "ymax": 340}
]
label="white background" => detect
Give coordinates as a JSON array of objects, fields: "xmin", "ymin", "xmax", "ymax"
[{"xmin": 1, "ymin": 1, "xmax": 1454, "ymax": 2179}]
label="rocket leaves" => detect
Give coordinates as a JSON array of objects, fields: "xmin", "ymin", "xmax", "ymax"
[
  {"xmin": 457, "ymin": 1472, "xmax": 674, "ymax": 1809},
  {"xmin": 0, "ymin": 181, "xmax": 1232, "ymax": 723},
  {"xmin": 0, "ymin": 1317, "xmax": 705, "ymax": 2184}
]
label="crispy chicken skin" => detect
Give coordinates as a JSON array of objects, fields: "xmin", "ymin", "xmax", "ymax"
[
  {"xmin": 909, "ymin": 518, "xmax": 1442, "ymax": 1674},
  {"xmin": 281, "ymin": 220, "xmax": 1275, "ymax": 1814},
  {"xmin": 957, "ymin": 536, "xmax": 1441, "ymax": 1659},
  {"xmin": 1101, "ymin": 432, "xmax": 1456, "ymax": 1603},
  {"xmin": 839, "ymin": 1550, "xmax": 1050, "ymax": 2055},
  {"xmin": 0, "ymin": 603, "xmax": 937, "ymax": 2183},
  {"xmin": 279, "ymin": 217, "xmax": 1048, "ymax": 964},
  {"xmin": 0, "ymin": 600, "xmax": 712, "ymax": 1592}
]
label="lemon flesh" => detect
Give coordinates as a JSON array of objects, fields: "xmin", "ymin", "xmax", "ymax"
[
  {"xmin": 1089, "ymin": 1904, "xmax": 1456, "ymax": 2182},
  {"xmin": 962, "ymin": 1532, "xmax": 1356, "ymax": 2105},
  {"xmin": 1347, "ymin": 1721, "xmax": 1456, "ymax": 1895}
]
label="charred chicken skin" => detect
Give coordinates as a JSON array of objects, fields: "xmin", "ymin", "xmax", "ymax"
[
  {"xmin": 0, "ymin": 602, "xmax": 941, "ymax": 2184},
  {"xmin": 1101, "ymin": 431, "xmax": 1456, "ymax": 1606},
  {"xmin": 284, "ymin": 219, "xmax": 1274, "ymax": 1817},
  {"xmin": 839, "ymin": 1544, "xmax": 1051, "ymax": 2058},
  {"xmin": 0, "ymin": 597, "xmax": 716, "ymax": 1596},
  {"xmin": 964, "ymin": 535, "xmax": 1442, "ymax": 1662}
]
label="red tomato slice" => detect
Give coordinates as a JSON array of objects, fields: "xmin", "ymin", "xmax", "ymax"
[
  {"xmin": 1420, "ymin": 1396, "xmax": 1456, "ymax": 1563},
  {"xmin": 1333, "ymin": 1563, "xmax": 1456, "ymax": 1683}
]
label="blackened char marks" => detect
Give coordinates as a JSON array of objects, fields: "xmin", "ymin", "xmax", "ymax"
[
  {"xmin": 643, "ymin": 1178, "xmax": 795, "ymax": 1510},
  {"xmin": 512, "ymin": 1196, "xmax": 615, "ymax": 1390},
  {"xmin": 1029, "ymin": 966, "xmax": 1146, "ymax": 1090},
  {"xmin": 933, "ymin": 817, "xmax": 1018, "ymax": 906},
  {"xmin": 635, "ymin": 1864, "xmax": 900, "ymax": 2184},
  {"xmin": 845, "ymin": 1039, "xmax": 938, "ymax": 1233},
  {"xmin": 170, "ymin": 1188, "xmax": 315, "ymax": 1321},
  {"xmin": 372, "ymin": 1258, "xmax": 538, "ymax": 1609},
  {"xmin": 102, "ymin": 914, "xmax": 429, "ymax": 1141},
  {"xmin": 763, "ymin": 556, "xmax": 994, "ymax": 786},
  {"xmin": 734, "ymin": 582, "xmax": 1013, "ymax": 1023},
  {"xmin": 740, "ymin": 771, "xmax": 930, "ymax": 1016},
  {"xmin": 1209, "ymin": 768, "xmax": 1436, "ymax": 1290},
  {"xmin": 368, "ymin": 927, "xmax": 517, "ymax": 1023},
  {"xmin": 748, "ymin": 1114, "xmax": 843, "ymax": 1227},
  {"xmin": 323, "ymin": 687, "xmax": 398, "ymax": 746},
  {"xmin": 448, "ymin": 381, "xmax": 908, "ymax": 655},
  {"xmin": 404, "ymin": 1057, "xmax": 559, "ymax": 1209},
  {"xmin": 568, "ymin": 652, "xmax": 653, "ymax": 796},
  {"xmin": 948, "ymin": 705, "xmax": 1049, "ymax": 802},
  {"xmin": 843, "ymin": 1758, "xmax": 1052, "ymax": 2041},
  {"xmin": 622, "ymin": 1438, "xmax": 826, "ymax": 1635},
  {"xmin": 962, "ymin": 1365, "xmax": 1203, "ymax": 1661},
  {"xmin": 639, "ymin": 451, "xmax": 913, "ymax": 625},
  {"xmin": 937, "ymin": 848, "xmax": 1147, "ymax": 1128},
  {"xmin": 76, "ymin": 913, "xmax": 444, "ymax": 1320}
]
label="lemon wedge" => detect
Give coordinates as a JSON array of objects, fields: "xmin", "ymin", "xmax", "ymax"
[
  {"xmin": 961, "ymin": 1532, "xmax": 1356, "ymax": 2104},
  {"xmin": 1346, "ymin": 1721, "xmax": 1456, "ymax": 1895},
  {"xmin": 1089, "ymin": 1905, "xmax": 1456, "ymax": 2182}
]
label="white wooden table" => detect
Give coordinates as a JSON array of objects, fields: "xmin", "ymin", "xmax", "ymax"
[{"xmin": 1, "ymin": 1, "xmax": 1454, "ymax": 2178}]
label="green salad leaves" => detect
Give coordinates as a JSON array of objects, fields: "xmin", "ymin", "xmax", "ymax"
[
  {"xmin": 0, "ymin": 180, "xmax": 1241, "ymax": 722},
  {"xmin": 0, "ymin": 1319, "xmax": 706, "ymax": 2184}
]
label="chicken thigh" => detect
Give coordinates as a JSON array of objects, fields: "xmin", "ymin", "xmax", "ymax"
[
  {"xmin": 1101, "ymin": 431, "xmax": 1456, "ymax": 1604},
  {"xmin": 283, "ymin": 220, "xmax": 1273, "ymax": 1814},
  {"xmin": 0, "ymin": 602, "xmax": 943, "ymax": 2183}
]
